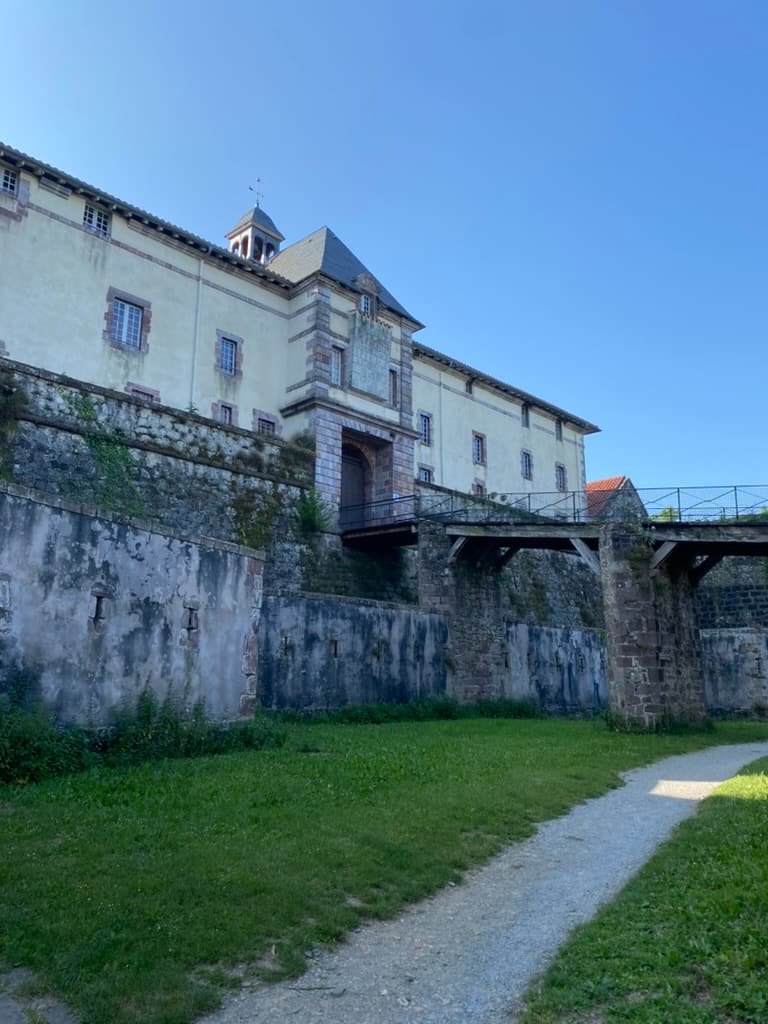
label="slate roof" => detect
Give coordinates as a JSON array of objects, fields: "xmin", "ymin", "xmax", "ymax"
[
  {"xmin": 269, "ymin": 226, "xmax": 418, "ymax": 324},
  {"xmin": 412, "ymin": 341, "xmax": 601, "ymax": 434},
  {"xmin": 0, "ymin": 142, "xmax": 296, "ymax": 292},
  {"xmin": 228, "ymin": 205, "xmax": 284, "ymax": 241}
]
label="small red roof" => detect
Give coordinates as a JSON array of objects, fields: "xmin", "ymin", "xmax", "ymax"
[{"xmin": 586, "ymin": 476, "xmax": 628, "ymax": 517}]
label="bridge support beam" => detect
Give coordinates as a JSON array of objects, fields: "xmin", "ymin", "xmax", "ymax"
[{"xmin": 599, "ymin": 524, "xmax": 706, "ymax": 727}]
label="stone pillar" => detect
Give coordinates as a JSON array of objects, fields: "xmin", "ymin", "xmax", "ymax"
[
  {"xmin": 653, "ymin": 556, "xmax": 705, "ymax": 722},
  {"xmin": 418, "ymin": 521, "xmax": 507, "ymax": 702},
  {"xmin": 312, "ymin": 411, "xmax": 342, "ymax": 509},
  {"xmin": 599, "ymin": 524, "xmax": 706, "ymax": 726}
]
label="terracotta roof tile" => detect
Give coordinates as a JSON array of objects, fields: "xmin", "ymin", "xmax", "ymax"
[{"xmin": 586, "ymin": 476, "xmax": 628, "ymax": 516}]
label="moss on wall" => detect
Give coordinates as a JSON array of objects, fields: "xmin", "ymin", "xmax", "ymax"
[{"xmin": 0, "ymin": 370, "xmax": 28, "ymax": 480}]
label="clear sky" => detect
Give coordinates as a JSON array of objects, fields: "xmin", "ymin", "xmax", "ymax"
[{"xmin": 2, "ymin": 1, "xmax": 765, "ymax": 489}]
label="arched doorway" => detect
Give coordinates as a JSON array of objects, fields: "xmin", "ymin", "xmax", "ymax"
[{"xmin": 340, "ymin": 445, "xmax": 367, "ymax": 528}]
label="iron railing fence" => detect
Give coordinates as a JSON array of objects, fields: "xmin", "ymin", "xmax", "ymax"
[
  {"xmin": 634, "ymin": 485, "xmax": 768, "ymax": 524},
  {"xmin": 340, "ymin": 485, "xmax": 768, "ymax": 531},
  {"xmin": 339, "ymin": 494, "xmax": 417, "ymax": 531}
]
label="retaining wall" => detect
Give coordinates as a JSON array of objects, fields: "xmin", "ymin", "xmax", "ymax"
[{"xmin": 0, "ymin": 483, "xmax": 263, "ymax": 724}]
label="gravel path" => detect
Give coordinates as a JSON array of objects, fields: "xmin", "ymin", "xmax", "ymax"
[{"xmin": 202, "ymin": 740, "xmax": 768, "ymax": 1024}]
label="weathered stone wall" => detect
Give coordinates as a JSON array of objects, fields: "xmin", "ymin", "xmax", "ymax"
[
  {"xmin": 0, "ymin": 483, "xmax": 264, "ymax": 724},
  {"xmin": 697, "ymin": 557, "xmax": 768, "ymax": 629},
  {"xmin": 417, "ymin": 520, "xmax": 604, "ymax": 702},
  {"xmin": 257, "ymin": 593, "xmax": 449, "ymax": 710},
  {"xmin": 506, "ymin": 623, "xmax": 607, "ymax": 712},
  {"xmin": 702, "ymin": 628, "xmax": 768, "ymax": 715},
  {"xmin": 4, "ymin": 483, "xmax": 768, "ymax": 723},
  {"xmin": 2, "ymin": 357, "xmax": 313, "ymax": 546}
]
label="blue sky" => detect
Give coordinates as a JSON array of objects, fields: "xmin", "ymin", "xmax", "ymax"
[{"xmin": 3, "ymin": 1, "xmax": 766, "ymax": 488}]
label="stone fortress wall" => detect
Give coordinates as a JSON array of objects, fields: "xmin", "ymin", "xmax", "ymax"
[{"xmin": 1, "ymin": 357, "xmax": 766, "ymax": 721}]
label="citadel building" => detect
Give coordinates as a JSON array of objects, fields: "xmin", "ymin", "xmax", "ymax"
[{"xmin": 0, "ymin": 143, "xmax": 598, "ymax": 520}]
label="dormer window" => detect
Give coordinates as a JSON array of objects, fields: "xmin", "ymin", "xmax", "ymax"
[
  {"xmin": 1, "ymin": 167, "xmax": 18, "ymax": 195},
  {"xmin": 359, "ymin": 293, "xmax": 373, "ymax": 317},
  {"xmin": 83, "ymin": 203, "xmax": 110, "ymax": 238}
]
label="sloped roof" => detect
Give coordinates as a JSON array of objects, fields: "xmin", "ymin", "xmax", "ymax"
[
  {"xmin": 269, "ymin": 226, "xmax": 418, "ymax": 324},
  {"xmin": 227, "ymin": 205, "xmax": 284, "ymax": 242},
  {"xmin": 586, "ymin": 476, "xmax": 629, "ymax": 517},
  {"xmin": 0, "ymin": 142, "xmax": 295, "ymax": 292},
  {"xmin": 413, "ymin": 341, "xmax": 601, "ymax": 434}
]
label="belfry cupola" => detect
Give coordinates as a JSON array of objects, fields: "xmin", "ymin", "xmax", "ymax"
[{"xmin": 225, "ymin": 204, "xmax": 285, "ymax": 265}]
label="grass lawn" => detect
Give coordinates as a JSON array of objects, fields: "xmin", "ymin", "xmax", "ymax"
[
  {"xmin": 1, "ymin": 717, "xmax": 767, "ymax": 1024},
  {"xmin": 521, "ymin": 755, "xmax": 768, "ymax": 1024}
]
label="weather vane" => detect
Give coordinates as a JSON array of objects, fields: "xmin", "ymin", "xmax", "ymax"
[{"xmin": 248, "ymin": 178, "xmax": 263, "ymax": 209}]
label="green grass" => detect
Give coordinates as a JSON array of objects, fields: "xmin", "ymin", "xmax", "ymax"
[
  {"xmin": 1, "ymin": 718, "xmax": 767, "ymax": 1024},
  {"xmin": 521, "ymin": 757, "xmax": 768, "ymax": 1024}
]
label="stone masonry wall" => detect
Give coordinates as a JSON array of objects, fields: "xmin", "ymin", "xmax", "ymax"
[
  {"xmin": 2, "ymin": 357, "xmax": 313, "ymax": 547},
  {"xmin": 599, "ymin": 524, "xmax": 706, "ymax": 726},
  {"xmin": 4, "ymin": 483, "xmax": 767, "ymax": 723},
  {"xmin": 506, "ymin": 623, "xmax": 607, "ymax": 712},
  {"xmin": 702, "ymin": 628, "xmax": 768, "ymax": 715},
  {"xmin": 417, "ymin": 520, "xmax": 604, "ymax": 703},
  {"xmin": 0, "ymin": 483, "xmax": 264, "ymax": 724},
  {"xmin": 696, "ymin": 557, "xmax": 768, "ymax": 629},
  {"xmin": 258, "ymin": 593, "xmax": 448, "ymax": 710}
]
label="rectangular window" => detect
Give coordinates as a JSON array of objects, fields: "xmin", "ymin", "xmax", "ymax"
[
  {"xmin": 465, "ymin": 378, "xmax": 473, "ymax": 395},
  {"xmin": 127, "ymin": 385, "xmax": 157, "ymax": 403},
  {"xmin": 111, "ymin": 299, "xmax": 143, "ymax": 349},
  {"xmin": 1, "ymin": 167, "xmax": 18, "ymax": 195},
  {"xmin": 419, "ymin": 412, "xmax": 432, "ymax": 446},
  {"xmin": 218, "ymin": 403, "xmax": 234, "ymax": 425},
  {"xmin": 389, "ymin": 369, "xmax": 399, "ymax": 407},
  {"xmin": 105, "ymin": 288, "xmax": 151, "ymax": 353},
  {"xmin": 555, "ymin": 463, "xmax": 567, "ymax": 491},
  {"xmin": 330, "ymin": 346, "xmax": 344, "ymax": 386},
  {"xmin": 555, "ymin": 418, "xmax": 563, "ymax": 441},
  {"xmin": 472, "ymin": 481, "xmax": 486, "ymax": 497},
  {"xmin": 521, "ymin": 449, "xmax": 533, "ymax": 480},
  {"xmin": 257, "ymin": 418, "xmax": 276, "ymax": 435},
  {"xmin": 359, "ymin": 294, "xmax": 372, "ymax": 316},
  {"xmin": 521, "ymin": 403, "xmax": 530, "ymax": 428},
  {"xmin": 219, "ymin": 336, "xmax": 237, "ymax": 375},
  {"xmin": 83, "ymin": 203, "xmax": 110, "ymax": 238},
  {"xmin": 418, "ymin": 466, "xmax": 433, "ymax": 483},
  {"xmin": 472, "ymin": 432, "xmax": 486, "ymax": 465}
]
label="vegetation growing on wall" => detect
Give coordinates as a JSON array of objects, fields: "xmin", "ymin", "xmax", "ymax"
[
  {"xmin": 268, "ymin": 430, "xmax": 315, "ymax": 484},
  {"xmin": 295, "ymin": 489, "xmax": 332, "ymax": 535},
  {"xmin": 0, "ymin": 369, "xmax": 28, "ymax": 480},
  {"xmin": 86, "ymin": 434, "xmax": 146, "ymax": 517},
  {"xmin": 60, "ymin": 391, "xmax": 146, "ymax": 517},
  {"xmin": 231, "ymin": 481, "xmax": 291, "ymax": 549},
  {"xmin": 232, "ymin": 431, "xmax": 314, "ymax": 486}
]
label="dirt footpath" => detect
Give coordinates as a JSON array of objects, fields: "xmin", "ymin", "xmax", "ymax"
[{"xmin": 200, "ymin": 741, "xmax": 768, "ymax": 1024}]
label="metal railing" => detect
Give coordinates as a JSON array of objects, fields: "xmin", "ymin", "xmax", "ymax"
[
  {"xmin": 339, "ymin": 494, "xmax": 417, "ymax": 531},
  {"xmin": 340, "ymin": 485, "xmax": 768, "ymax": 531}
]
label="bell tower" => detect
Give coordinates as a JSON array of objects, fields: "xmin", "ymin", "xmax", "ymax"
[{"xmin": 225, "ymin": 204, "xmax": 284, "ymax": 264}]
